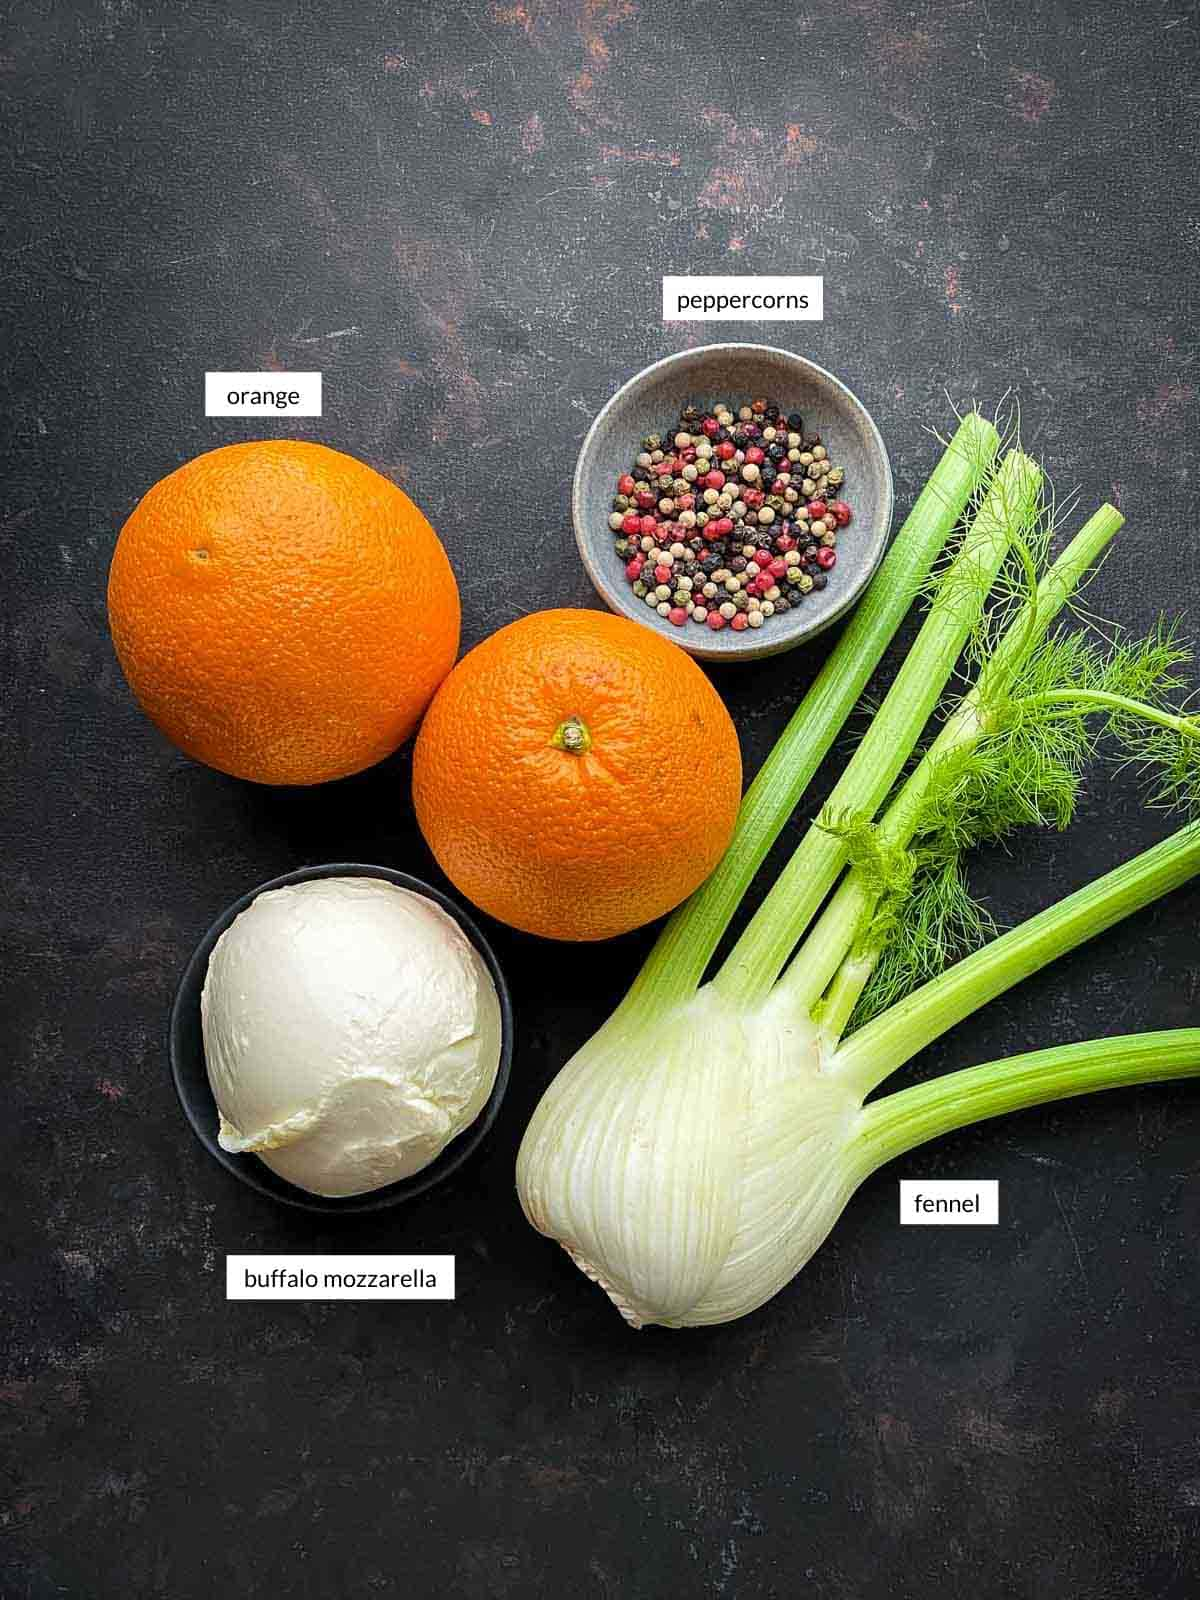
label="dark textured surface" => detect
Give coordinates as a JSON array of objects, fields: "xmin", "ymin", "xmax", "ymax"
[{"xmin": 3, "ymin": 2, "xmax": 1199, "ymax": 1596}]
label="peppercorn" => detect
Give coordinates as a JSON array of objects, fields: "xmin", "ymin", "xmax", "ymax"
[{"xmin": 610, "ymin": 395, "xmax": 852, "ymax": 633}]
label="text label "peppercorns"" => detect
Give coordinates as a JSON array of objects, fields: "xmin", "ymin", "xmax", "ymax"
[{"xmin": 662, "ymin": 277, "xmax": 823, "ymax": 322}]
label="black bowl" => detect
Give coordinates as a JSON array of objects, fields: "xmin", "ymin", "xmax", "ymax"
[{"xmin": 169, "ymin": 863, "xmax": 514, "ymax": 1213}]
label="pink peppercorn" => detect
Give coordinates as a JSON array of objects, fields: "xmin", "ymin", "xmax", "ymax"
[
  {"xmin": 769, "ymin": 557, "xmax": 787, "ymax": 578},
  {"xmin": 621, "ymin": 513, "xmax": 640, "ymax": 536},
  {"xmin": 635, "ymin": 490, "xmax": 656, "ymax": 510},
  {"xmin": 745, "ymin": 446, "xmax": 765, "ymax": 466},
  {"xmin": 705, "ymin": 469, "xmax": 725, "ymax": 490},
  {"xmin": 640, "ymin": 515, "xmax": 657, "ymax": 537},
  {"xmin": 618, "ymin": 473, "xmax": 636, "ymax": 495},
  {"xmin": 830, "ymin": 499, "xmax": 852, "ymax": 526},
  {"xmin": 756, "ymin": 548, "xmax": 773, "ymax": 566},
  {"xmin": 676, "ymin": 493, "xmax": 695, "ymax": 511},
  {"xmin": 712, "ymin": 517, "xmax": 733, "ymax": 537},
  {"xmin": 706, "ymin": 611, "xmax": 726, "ymax": 630},
  {"xmin": 806, "ymin": 499, "xmax": 827, "ymax": 519},
  {"xmin": 743, "ymin": 488, "xmax": 765, "ymax": 509},
  {"xmin": 702, "ymin": 416, "xmax": 720, "ymax": 437},
  {"xmin": 716, "ymin": 439, "xmax": 736, "ymax": 460},
  {"xmin": 654, "ymin": 563, "xmax": 672, "ymax": 583},
  {"xmin": 668, "ymin": 606, "xmax": 688, "ymax": 626},
  {"xmin": 776, "ymin": 533, "xmax": 795, "ymax": 551},
  {"xmin": 730, "ymin": 613, "xmax": 749, "ymax": 631},
  {"xmin": 625, "ymin": 558, "xmax": 643, "ymax": 580},
  {"xmin": 817, "ymin": 547, "xmax": 837, "ymax": 570}
]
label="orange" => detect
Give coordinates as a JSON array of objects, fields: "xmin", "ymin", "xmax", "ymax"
[
  {"xmin": 413, "ymin": 609, "xmax": 742, "ymax": 941},
  {"xmin": 107, "ymin": 440, "xmax": 460, "ymax": 785}
]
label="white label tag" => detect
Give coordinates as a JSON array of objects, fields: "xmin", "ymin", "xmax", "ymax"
[
  {"xmin": 226, "ymin": 1254, "xmax": 455, "ymax": 1300},
  {"xmin": 899, "ymin": 1180, "xmax": 999, "ymax": 1226},
  {"xmin": 205, "ymin": 371, "xmax": 322, "ymax": 416},
  {"xmin": 662, "ymin": 275, "xmax": 823, "ymax": 321}
]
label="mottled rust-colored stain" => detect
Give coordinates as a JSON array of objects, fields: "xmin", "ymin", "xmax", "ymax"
[
  {"xmin": 1137, "ymin": 382, "xmax": 1195, "ymax": 426},
  {"xmin": 1009, "ymin": 69, "xmax": 1058, "ymax": 124}
]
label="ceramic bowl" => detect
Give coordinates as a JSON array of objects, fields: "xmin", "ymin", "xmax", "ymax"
[
  {"xmin": 169, "ymin": 863, "xmax": 514, "ymax": 1214},
  {"xmin": 573, "ymin": 343, "xmax": 893, "ymax": 661}
]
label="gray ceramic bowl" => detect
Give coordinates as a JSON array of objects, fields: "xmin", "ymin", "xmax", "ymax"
[{"xmin": 573, "ymin": 343, "xmax": 893, "ymax": 661}]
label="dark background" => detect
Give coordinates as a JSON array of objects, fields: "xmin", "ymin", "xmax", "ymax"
[{"xmin": 3, "ymin": 1, "xmax": 1199, "ymax": 1595}]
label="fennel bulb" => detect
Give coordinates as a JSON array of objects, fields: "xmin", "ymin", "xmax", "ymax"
[
  {"xmin": 517, "ymin": 414, "xmax": 1200, "ymax": 1329},
  {"xmin": 518, "ymin": 989, "xmax": 859, "ymax": 1329}
]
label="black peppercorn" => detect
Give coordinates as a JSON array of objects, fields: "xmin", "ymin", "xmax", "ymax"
[
  {"xmin": 787, "ymin": 411, "xmax": 803, "ymax": 431},
  {"xmin": 812, "ymin": 573, "xmax": 828, "ymax": 590}
]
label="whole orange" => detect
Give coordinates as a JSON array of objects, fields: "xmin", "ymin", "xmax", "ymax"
[
  {"xmin": 107, "ymin": 441, "xmax": 460, "ymax": 785},
  {"xmin": 413, "ymin": 609, "xmax": 742, "ymax": 941}
]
